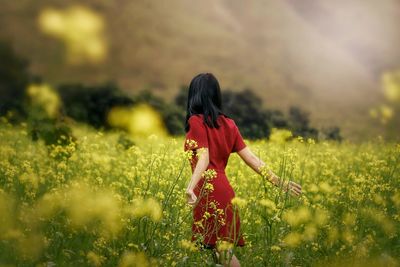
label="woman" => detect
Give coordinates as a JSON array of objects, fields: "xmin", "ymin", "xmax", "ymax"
[{"xmin": 183, "ymin": 73, "xmax": 302, "ymax": 267}]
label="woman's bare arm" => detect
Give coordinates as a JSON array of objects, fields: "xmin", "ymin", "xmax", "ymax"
[
  {"xmin": 236, "ymin": 147, "xmax": 280, "ymax": 186},
  {"xmin": 185, "ymin": 148, "xmax": 209, "ymax": 205},
  {"xmin": 237, "ymin": 147, "xmax": 302, "ymax": 196}
]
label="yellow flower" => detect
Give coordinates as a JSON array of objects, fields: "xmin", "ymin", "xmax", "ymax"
[
  {"xmin": 318, "ymin": 182, "xmax": 333, "ymax": 194},
  {"xmin": 185, "ymin": 139, "xmax": 198, "ymax": 150},
  {"xmin": 38, "ymin": 6, "xmax": 107, "ymax": 64},
  {"xmin": 343, "ymin": 212, "xmax": 356, "ymax": 226},
  {"xmin": 270, "ymin": 245, "xmax": 281, "ymax": 252},
  {"xmin": 107, "ymin": 104, "xmax": 168, "ymax": 138},
  {"xmin": 26, "ymin": 83, "xmax": 61, "ymax": 118},
  {"xmin": 328, "ymin": 227, "xmax": 339, "ymax": 244},
  {"xmin": 259, "ymin": 199, "xmax": 277, "ymax": 211},
  {"xmin": 341, "ymin": 229, "xmax": 354, "ymax": 244},
  {"xmin": 391, "ymin": 191, "xmax": 400, "ymax": 207},
  {"xmin": 307, "ymin": 138, "xmax": 316, "ymax": 145},
  {"xmin": 185, "ymin": 150, "xmax": 194, "ymax": 160},
  {"xmin": 202, "ymin": 169, "xmax": 217, "ymax": 180},
  {"xmin": 216, "ymin": 240, "xmax": 234, "ymax": 251},
  {"xmin": 283, "ymin": 232, "xmax": 302, "ymax": 247},
  {"xmin": 204, "ymin": 182, "xmax": 214, "ymax": 192},
  {"xmin": 282, "ymin": 206, "xmax": 311, "ymax": 226},
  {"xmin": 314, "ymin": 209, "xmax": 329, "ymax": 226},
  {"xmin": 380, "ymin": 104, "xmax": 394, "ymax": 122},
  {"xmin": 202, "ymin": 211, "xmax": 211, "ymax": 220},
  {"xmin": 87, "ymin": 251, "xmax": 103, "ymax": 267},
  {"xmin": 194, "ymin": 219, "xmax": 205, "ymax": 229},
  {"xmin": 118, "ymin": 251, "xmax": 149, "ymax": 267},
  {"xmin": 269, "ymin": 128, "xmax": 293, "ymax": 143},
  {"xmin": 258, "ymin": 165, "xmax": 275, "ymax": 183},
  {"xmin": 382, "ymin": 71, "xmax": 400, "ymax": 103},
  {"xmin": 231, "ymin": 197, "xmax": 247, "ymax": 208},
  {"xmin": 128, "ymin": 197, "xmax": 162, "ymax": 222},
  {"xmin": 179, "ymin": 239, "xmax": 198, "ymax": 252},
  {"xmin": 303, "ymin": 223, "xmax": 318, "ymax": 241}
]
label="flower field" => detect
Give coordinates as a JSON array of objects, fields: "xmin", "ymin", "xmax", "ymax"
[{"xmin": 0, "ymin": 120, "xmax": 399, "ymax": 266}]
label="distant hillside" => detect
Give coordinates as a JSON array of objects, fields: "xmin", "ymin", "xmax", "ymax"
[{"xmin": 1, "ymin": 0, "xmax": 399, "ymax": 141}]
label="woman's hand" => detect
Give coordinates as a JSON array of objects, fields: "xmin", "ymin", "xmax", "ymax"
[
  {"xmin": 270, "ymin": 172, "xmax": 302, "ymax": 197},
  {"xmin": 282, "ymin": 180, "xmax": 302, "ymax": 197},
  {"xmin": 186, "ymin": 188, "xmax": 197, "ymax": 206}
]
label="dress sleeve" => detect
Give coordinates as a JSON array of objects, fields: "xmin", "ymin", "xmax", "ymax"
[
  {"xmin": 232, "ymin": 123, "xmax": 246, "ymax": 153},
  {"xmin": 184, "ymin": 116, "xmax": 208, "ymax": 151}
]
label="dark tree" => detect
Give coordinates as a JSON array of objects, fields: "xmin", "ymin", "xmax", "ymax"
[
  {"xmin": 161, "ymin": 104, "xmax": 185, "ymax": 135},
  {"xmin": 265, "ymin": 109, "xmax": 289, "ymax": 128},
  {"xmin": 321, "ymin": 126, "xmax": 343, "ymax": 142},
  {"xmin": 133, "ymin": 89, "xmax": 166, "ymax": 111},
  {"xmin": 174, "ymin": 84, "xmax": 188, "ymax": 110},
  {"xmin": 57, "ymin": 82, "xmax": 134, "ymax": 128},
  {"xmin": 0, "ymin": 41, "xmax": 30, "ymax": 120},
  {"xmin": 222, "ymin": 88, "xmax": 271, "ymax": 139},
  {"xmin": 288, "ymin": 106, "xmax": 319, "ymax": 140}
]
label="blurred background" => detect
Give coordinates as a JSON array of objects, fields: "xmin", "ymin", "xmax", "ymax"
[{"xmin": 1, "ymin": 0, "xmax": 399, "ymax": 143}]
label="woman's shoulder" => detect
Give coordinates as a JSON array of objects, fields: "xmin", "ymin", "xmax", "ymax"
[
  {"xmin": 221, "ymin": 114, "xmax": 236, "ymax": 126},
  {"xmin": 188, "ymin": 114, "xmax": 203, "ymax": 123},
  {"xmin": 222, "ymin": 115, "xmax": 233, "ymax": 122}
]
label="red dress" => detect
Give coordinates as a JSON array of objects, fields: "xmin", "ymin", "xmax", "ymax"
[{"xmin": 183, "ymin": 113, "xmax": 247, "ymax": 249}]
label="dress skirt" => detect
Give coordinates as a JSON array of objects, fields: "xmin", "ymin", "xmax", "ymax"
[{"xmin": 191, "ymin": 168, "xmax": 245, "ymax": 249}]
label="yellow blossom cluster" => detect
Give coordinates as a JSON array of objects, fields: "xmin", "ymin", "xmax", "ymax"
[
  {"xmin": 0, "ymin": 119, "xmax": 399, "ymax": 266},
  {"xmin": 38, "ymin": 5, "xmax": 107, "ymax": 64}
]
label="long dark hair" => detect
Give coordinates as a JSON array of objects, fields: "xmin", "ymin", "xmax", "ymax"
[{"xmin": 185, "ymin": 73, "xmax": 228, "ymax": 132}]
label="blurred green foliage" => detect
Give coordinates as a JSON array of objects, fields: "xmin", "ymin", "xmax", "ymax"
[
  {"xmin": 25, "ymin": 87, "xmax": 76, "ymax": 159},
  {"xmin": 57, "ymin": 82, "xmax": 134, "ymax": 129},
  {"xmin": 175, "ymin": 86, "xmax": 342, "ymax": 141},
  {"xmin": 0, "ymin": 41, "xmax": 77, "ymax": 152},
  {"xmin": 0, "ymin": 40, "xmax": 342, "ymax": 142},
  {"xmin": 221, "ymin": 88, "xmax": 272, "ymax": 139},
  {"xmin": 0, "ymin": 40, "xmax": 30, "ymax": 121},
  {"xmin": 288, "ymin": 107, "xmax": 319, "ymax": 140}
]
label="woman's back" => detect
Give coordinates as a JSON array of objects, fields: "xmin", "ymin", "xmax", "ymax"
[{"xmin": 184, "ymin": 114, "xmax": 246, "ymax": 173}]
